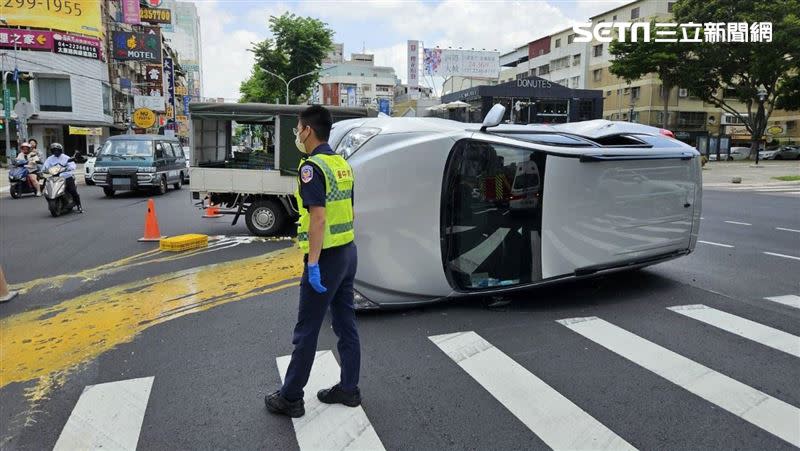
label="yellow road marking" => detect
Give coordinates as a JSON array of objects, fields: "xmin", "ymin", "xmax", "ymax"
[{"xmin": 0, "ymin": 246, "xmax": 303, "ymax": 403}]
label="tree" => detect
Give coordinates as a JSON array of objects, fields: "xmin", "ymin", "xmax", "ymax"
[
  {"xmin": 609, "ymin": 22, "xmax": 687, "ymax": 129},
  {"xmin": 239, "ymin": 13, "xmax": 334, "ymax": 104},
  {"xmin": 672, "ymin": 0, "xmax": 800, "ymax": 161}
]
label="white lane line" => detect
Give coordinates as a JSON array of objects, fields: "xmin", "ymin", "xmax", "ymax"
[
  {"xmin": 776, "ymin": 227, "xmax": 800, "ymax": 233},
  {"xmin": 698, "ymin": 240, "xmax": 734, "ymax": 248},
  {"xmin": 724, "ymin": 221, "xmax": 752, "ymax": 226},
  {"xmin": 53, "ymin": 376, "xmax": 154, "ymax": 451},
  {"xmin": 276, "ymin": 351, "xmax": 385, "ymax": 451},
  {"xmin": 558, "ymin": 317, "xmax": 800, "ymax": 447},
  {"xmin": 764, "ymin": 252, "xmax": 800, "ymax": 262},
  {"xmin": 449, "ymin": 228, "xmax": 509, "ymax": 274},
  {"xmin": 668, "ymin": 305, "xmax": 800, "ymax": 358},
  {"xmin": 429, "ymin": 331, "xmax": 635, "ymax": 451},
  {"xmin": 765, "ymin": 295, "xmax": 800, "ymax": 309}
]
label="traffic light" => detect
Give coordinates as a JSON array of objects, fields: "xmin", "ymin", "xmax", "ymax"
[{"xmin": 0, "ymin": 119, "xmax": 4, "ymax": 131}]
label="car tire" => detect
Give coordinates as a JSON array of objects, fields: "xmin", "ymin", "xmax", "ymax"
[
  {"xmin": 9, "ymin": 184, "xmax": 20, "ymax": 199},
  {"xmin": 156, "ymin": 175, "xmax": 167, "ymax": 195},
  {"xmin": 245, "ymin": 200, "xmax": 285, "ymax": 236},
  {"xmin": 775, "ymin": 155, "xmax": 782, "ymax": 160},
  {"xmin": 103, "ymin": 187, "xmax": 115, "ymax": 197},
  {"xmin": 85, "ymin": 178, "xmax": 95, "ymax": 186},
  {"xmin": 173, "ymin": 175, "xmax": 182, "ymax": 190}
]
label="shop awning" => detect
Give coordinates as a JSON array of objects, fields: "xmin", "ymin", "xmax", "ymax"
[{"xmin": 188, "ymin": 103, "xmax": 373, "ymax": 122}]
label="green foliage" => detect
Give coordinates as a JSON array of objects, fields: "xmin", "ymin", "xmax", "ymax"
[
  {"xmin": 671, "ymin": 0, "xmax": 800, "ymax": 145},
  {"xmin": 239, "ymin": 13, "xmax": 334, "ymax": 104},
  {"xmin": 610, "ymin": 21, "xmax": 688, "ymax": 127}
]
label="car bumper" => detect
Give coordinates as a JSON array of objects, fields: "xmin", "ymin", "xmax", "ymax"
[{"xmin": 92, "ymin": 173, "xmax": 161, "ymax": 188}]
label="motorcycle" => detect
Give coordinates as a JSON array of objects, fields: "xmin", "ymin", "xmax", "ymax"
[
  {"xmin": 7, "ymin": 159, "xmax": 43, "ymax": 199},
  {"xmin": 43, "ymin": 161, "xmax": 77, "ymax": 217}
]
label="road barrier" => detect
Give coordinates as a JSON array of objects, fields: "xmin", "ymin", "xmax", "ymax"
[
  {"xmin": 160, "ymin": 234, "xmax": 209, "ymax": 252},
  {"xmin": 138, "ymin": 198, "xmax": 166, "ymax": 242}
]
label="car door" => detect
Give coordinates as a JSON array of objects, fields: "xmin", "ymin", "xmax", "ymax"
[{"xmin": 161, "ymin": 141, "xmax": 178, "ymax": 182}]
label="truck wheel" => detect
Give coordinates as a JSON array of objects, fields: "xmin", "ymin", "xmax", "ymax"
[
  {"xmin": 245, "ymin": 200, "xmax": 285, "ymax": 236},
  {"xmin": 103, "ymin": 187, "xmax": 115, "ymax": 197}
]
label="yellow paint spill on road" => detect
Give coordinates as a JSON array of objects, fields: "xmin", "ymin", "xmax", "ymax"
[
  {"xmin": 0, "ymin": 246, "xmax": 303, "ymax": 402},
  {"xmin": 8, "ymin": 236, "xmax": 281, "ymax": 296}
]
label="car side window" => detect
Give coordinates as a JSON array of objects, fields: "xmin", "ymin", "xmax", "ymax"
[
  {"xmin": 173, "ymin": 143, "xmax": 185, "ymax": 158},
  {"xmin": 162, "ymin": 142, "xmax": 176, "ymax": 158}
]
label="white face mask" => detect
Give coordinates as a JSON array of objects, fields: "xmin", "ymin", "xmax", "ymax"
[{"xmin": 295, "ymin": 126, "xmax": 308, "ymax": 154}]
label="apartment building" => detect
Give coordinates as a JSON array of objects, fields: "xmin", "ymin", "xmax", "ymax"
[
  {"xmin": 319, "ymin": 46, "xmax": 398, "ymax": 110},
  {"xmin": 498, "ymin": 27, "xmax": 587, "ymax": 90}
]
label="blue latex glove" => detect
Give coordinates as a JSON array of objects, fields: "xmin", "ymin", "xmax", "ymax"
[{"xmin": 307, "ymin": 263, "xmax": 327, "ymax": 293}]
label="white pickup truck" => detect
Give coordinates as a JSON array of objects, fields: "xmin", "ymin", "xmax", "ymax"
[{"xmin": 188, "ymin": 103, "xmax": 372, "ymax": 236}]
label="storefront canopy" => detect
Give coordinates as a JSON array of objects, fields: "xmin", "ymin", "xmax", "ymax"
[{"xmin": 188, "ymin": 103, "xmax": 373, "ymax": 122}]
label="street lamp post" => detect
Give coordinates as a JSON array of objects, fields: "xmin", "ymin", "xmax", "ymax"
[
  {"xmin": 755, "ymin": 84, "xmax": 767, "ymax": 165},
  {"xmin": 259, "ymin": 68, "xmax": 319, "ymax": 105}
]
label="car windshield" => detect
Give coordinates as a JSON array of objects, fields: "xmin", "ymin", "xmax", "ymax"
[{"xmin": 100, "ymin": 141, "xmax": 153, "ymax": 159}]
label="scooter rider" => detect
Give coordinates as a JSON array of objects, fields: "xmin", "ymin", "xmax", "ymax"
[
  {"xmin": 16, "ymin": 141, "xmax": 42, "ymax": 196},
  {"xmin": 43, "ymin": 143, "xmax": 83, "ymax": 213}
]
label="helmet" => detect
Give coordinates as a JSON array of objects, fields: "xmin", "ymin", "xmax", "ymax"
[
  {"xmin": 20, "ymin": 141, "xmax": 31, "ymax": 149},
  {"xmin": 49, "ymin": 143, "xmax": 64, "ymax": 152}
]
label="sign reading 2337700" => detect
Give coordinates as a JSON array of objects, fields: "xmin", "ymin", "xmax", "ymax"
[{"xmin": 3, "ymin": 0, "xmax": 103, "ymax": 39}]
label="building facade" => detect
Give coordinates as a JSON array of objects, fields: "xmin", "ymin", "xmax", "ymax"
[
  {"xmin": 161, "ymin": 0, "xmax": 203, "ymax": 99},
  {"xmin": 498, "ymin": 28, "xmax": 588, "ymax": 90},
  {"xmin": 319, "ymin": 45, "xmax": 398, "ymax": 111}
]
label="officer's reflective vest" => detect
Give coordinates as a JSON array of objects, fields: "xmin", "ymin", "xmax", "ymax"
[{"xmin": 295, "ymin": 153, "xmax": 355, "ymax": 253}]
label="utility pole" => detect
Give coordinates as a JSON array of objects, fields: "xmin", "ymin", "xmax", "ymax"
[{"xmin": 2, "ymin": 58, "xmax": 11, "ymax": 160}]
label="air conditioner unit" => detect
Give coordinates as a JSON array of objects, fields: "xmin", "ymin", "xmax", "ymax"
[{"xmin": 678, "ymin": 88, "xmax": 688, "ymax": 97}]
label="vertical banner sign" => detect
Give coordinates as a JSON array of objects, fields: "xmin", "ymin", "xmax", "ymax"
[
  {"xmin": 183, "ymin": 95, "xmax": 191, "ymax": 116},
  {"xmin": 163, "ymin": 57, "xmax": 176, "ymax": 121},
  {"xmin": 407, "ymin": 40, "xmax": 419, "ymax": 92},
  {"xmin": 122, "ymin": 0, "xmax": 141, "ymax": 25},
  {"xmin": 2, "ymin": 89, "xmax": 10, "ymax": 119}
]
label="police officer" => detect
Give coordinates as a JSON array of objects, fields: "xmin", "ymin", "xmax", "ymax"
[{"xmin": 266, "ymin": 105, "xmax": 360, "ymax": 418}]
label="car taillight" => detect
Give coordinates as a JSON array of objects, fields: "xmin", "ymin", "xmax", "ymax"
[{"xmin": 660, "ymin": 129, "xmax": 675, "ymax": 138}]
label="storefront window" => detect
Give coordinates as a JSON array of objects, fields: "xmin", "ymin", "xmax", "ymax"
[{"xmin": 442, "ymin": 140, "xmax": 545, "ymax": 290}]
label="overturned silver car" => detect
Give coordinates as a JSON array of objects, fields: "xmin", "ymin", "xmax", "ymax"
[{"xmin": 330, "ymin": 105, "xmax": 702, "ymax": 309}]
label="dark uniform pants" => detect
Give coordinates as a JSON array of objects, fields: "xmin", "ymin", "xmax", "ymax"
[
  {"xmin": 65, "ymin": 177, "xmax": 81, "ymax": 206},
  {"xmin": 281, "ymin": 242, "xmax": 360, "ymax": 401}
]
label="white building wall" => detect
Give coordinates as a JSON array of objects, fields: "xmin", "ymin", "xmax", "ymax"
[
  {"xmin": 548, "ymin": 28, "xmax": 589, "ymax": 89},
  {"xmin": 9, "ymin": 51, "xmax": 110, "ymax": 123}
]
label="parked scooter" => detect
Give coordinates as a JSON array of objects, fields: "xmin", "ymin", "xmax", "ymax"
[
  {"xmin": 7, "ymin": 159, "xmax": 43, "ymax": 199},
  {"xmin": 42, "ymin": 160, "xmax": 76, "ymax": 217}
]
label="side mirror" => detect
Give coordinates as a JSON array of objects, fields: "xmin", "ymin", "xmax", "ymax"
[{"xmin": 481, "ymin": 104, "xmax": 506, "ymax": 132}]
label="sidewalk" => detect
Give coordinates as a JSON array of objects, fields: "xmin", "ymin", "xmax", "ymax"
[
  {"xmin": 702, "ymin": 160, "xmax": 799, "ymax": 188},
  {"xmin": 0, "ymin": 164, "xmax": 86, "ymax": 192}
]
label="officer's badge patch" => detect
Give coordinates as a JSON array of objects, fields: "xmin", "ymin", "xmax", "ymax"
[{"xmin": 301, "ymin": 165, "xmax": 314, "ymax": 183}]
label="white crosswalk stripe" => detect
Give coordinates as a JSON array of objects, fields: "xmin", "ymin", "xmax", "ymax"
[
  {"xmin": 765, "ymin": 294, "xmax": 800, "ymax": 309},
  {"xmin": 668, "ymin": 304, "xmax": 800, "ymax": 357},
  {"xmin": 276, "ymin": 350, "xmax": 385, "ymax": 451},
  {"xmin": 430, "ymin": 331, "xmax": 635, "ymax": 451},
  {"xmin": 558, "ymin": 316, "xmax": 800, "ymax": 447},
  {"xmin": 53, "ymin": 376, "xmax": 154, "ymax": 451}
]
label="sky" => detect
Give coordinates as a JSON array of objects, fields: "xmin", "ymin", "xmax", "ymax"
[{"xmin": 192, "ymin": 0, "xmax": 630, "ymax": 101}]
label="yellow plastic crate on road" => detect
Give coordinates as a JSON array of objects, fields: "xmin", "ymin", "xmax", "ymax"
[{"xmin": 159, "ymin": 234, "xmax": 209, "ymax": 252}]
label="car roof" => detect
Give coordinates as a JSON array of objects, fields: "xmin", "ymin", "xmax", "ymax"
[{"xmin": 107, "ymin": 134, "xmax": 179, "ymax": 141}]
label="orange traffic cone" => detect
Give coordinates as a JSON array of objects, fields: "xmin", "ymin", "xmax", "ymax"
[
  {"xmin": 138, "ymin": 198, "xmax": 165, "ymax": 242},
  {"xmin": 202, "ymin": 201, "xmax": 223, "ymax": 218},
  {"xmin": 0, "ymin": 265, "xmax": 18, "ymax": 303}
]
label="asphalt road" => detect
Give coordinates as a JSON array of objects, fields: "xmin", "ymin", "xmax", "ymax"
[{"xmin": 0, "ymin": 184, "xmax": 798, "ymax": 450}]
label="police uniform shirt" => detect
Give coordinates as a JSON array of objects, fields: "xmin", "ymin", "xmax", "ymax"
[{"xmin": 298, "ymin": 144, "xmax": 353, "ymax": 209}]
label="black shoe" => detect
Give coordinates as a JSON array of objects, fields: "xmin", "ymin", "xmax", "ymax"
[
  {"xmin": 76, "ymin": 205, "xmax": 84, "ymax": 214},
  {"xmin": 265, "ymin": 390, "xmax": 304, "ymax": 418},
  {"xmin": 317, "ymin": 384, "xmax": 361, "ymax": 407}
]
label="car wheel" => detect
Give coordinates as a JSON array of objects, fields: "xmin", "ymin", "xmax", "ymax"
[
  {"xmin": 775, "ymin": 155, "xmax": 782, "ymax": 160},
  {"xmin": 85, "ymin": 178, "xmax": 95, "ymax": 186},
  {"xmin": 103, "ymin": 187, "xmax": 115, "ymax": 197},
  {"xmin": 245, "ymin": 200, "xmax": 285, "ymax": 236},
  {"xmin": 9, "ymin": 184, "xmax": 20, "ymax": 199},
  {"xmin": 156, "ymin": 175, "xmax": 167, "ymax": 195},
  {"xmin": 173, "ymin": 175, "xmax": 182, "ymax": 190}
]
